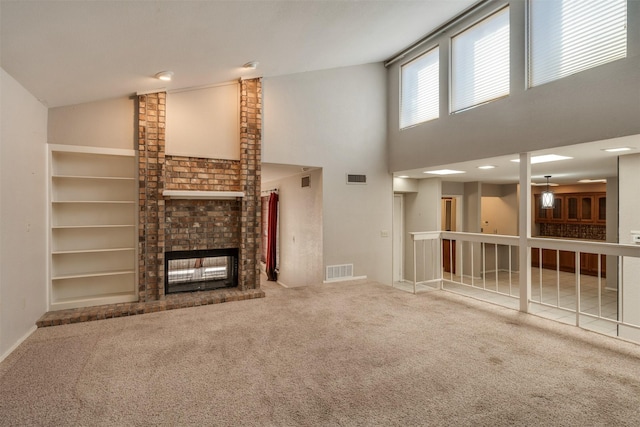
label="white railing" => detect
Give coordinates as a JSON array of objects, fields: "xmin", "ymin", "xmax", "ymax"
[{"xmin": 409, "ymin": 231, "xmax": 640, "ymax": 341}]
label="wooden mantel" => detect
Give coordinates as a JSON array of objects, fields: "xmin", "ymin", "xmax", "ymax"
[{"xmin": 162, "ymin": 190, "xmax": 245, "ymax": 200}]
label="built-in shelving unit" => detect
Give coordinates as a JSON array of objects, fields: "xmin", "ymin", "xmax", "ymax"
[{"xmin": 49, "ymin": 144, "xmax": 138, "ymax": 310}]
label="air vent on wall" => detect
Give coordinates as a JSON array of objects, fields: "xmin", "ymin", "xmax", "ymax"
[
  {"xmin": 301, "ymin": 175, "xmax": 310, "ymax": 188},
  {"xmin": 346, "ymin": 174, "xmax": 367, "ymax": 185},
  {"xmin": 326, "ymin": 264, "xmax": 354, "ymax": 281}
]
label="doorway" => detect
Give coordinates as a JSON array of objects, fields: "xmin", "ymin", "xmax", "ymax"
[{"xmin": 441, "ymin": 197, "xmax": 457, "ymax": 274}]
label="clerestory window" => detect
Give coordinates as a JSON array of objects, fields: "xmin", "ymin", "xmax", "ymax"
[
  {"xmin": 400, "ymin": 46, "xmax": 440, "ymax": 129},
  {"xmin": 528, "ymin": 0, "xmax": 627, "ymax": 87}
]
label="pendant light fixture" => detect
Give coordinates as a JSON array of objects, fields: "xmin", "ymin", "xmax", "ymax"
[{"xmin": 541, "ymin": 175, "xmax": 554, "ymax": 209}]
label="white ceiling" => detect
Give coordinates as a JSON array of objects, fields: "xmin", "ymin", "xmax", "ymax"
[
  {"xmin": 0, "ymin": 0, "xmax": 476, "ymax": 108},
  {"xmin": 2, "ymin": 0, "xmax": 636, "ymax": 186},
  {"xmin": 395, "ymin": 134, "xmax": 640, "ymax": 185}
]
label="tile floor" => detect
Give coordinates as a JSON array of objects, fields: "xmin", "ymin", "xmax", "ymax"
[{"xmin": 394, "ymin": 267, "xmax": 620, "ymax": 337}]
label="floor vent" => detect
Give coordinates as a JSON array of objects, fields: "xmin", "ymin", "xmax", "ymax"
[
  {"xmin": 346, "ymin": 174, "xmax": 367, "ymax": 184},
  {"xmin": 326, "ymin": 264, "xmax": 354, "ymax": 281}
]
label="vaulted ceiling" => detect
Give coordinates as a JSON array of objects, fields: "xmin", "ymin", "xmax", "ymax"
[{"xmin": 0, "ymin": 0, "xmax": 476, "ymax": 108}]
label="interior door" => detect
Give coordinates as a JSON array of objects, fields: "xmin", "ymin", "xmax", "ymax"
[{"xmin": 442, "ymin": 197, "xmax": 456, "ymax": 274}]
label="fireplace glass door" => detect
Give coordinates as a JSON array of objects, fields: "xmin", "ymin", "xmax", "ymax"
[{"xmin": 165, "ymin": 249, "xmax": 238, "ymax": 294}]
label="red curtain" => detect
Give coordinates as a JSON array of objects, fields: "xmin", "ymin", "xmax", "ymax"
[{"xmin": 266, "ymin": 192, "xmax": 279, "ymax": 281}]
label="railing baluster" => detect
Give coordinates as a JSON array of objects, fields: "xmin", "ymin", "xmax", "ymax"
[
  {"xmin": 482, "ymin": 242, "xmax": 486, "ymax": 290},
  {"xmin": 495, "ymin": 244, "xmax": 499, "ymax": 292},
  {"xmin": 556, "ymin": 249, "xmax": 560, "ymax": 308},
  {"xmin": 576, "ymin": 251, "xmax": 581, "ymax": 327},
  {"xmin": 508, "ymin": 245, "xmax": 512, "ymax": 296},
  {"xmin": 538, "ymin": 247, "xmax": 542, "ymax": 303},
  {"xmin": 471, "ymin": 242, "xmax": 475, "ymax": 288}
]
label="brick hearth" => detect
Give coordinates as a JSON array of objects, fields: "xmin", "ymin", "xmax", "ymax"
[{"xmin": 36, "ymin": 287, "xmax": 264, "ymax": 327}]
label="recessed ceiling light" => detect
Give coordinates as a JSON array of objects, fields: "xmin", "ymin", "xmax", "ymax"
[
  {"xmin": 243, "ymin": 61, "xmax": 259, "ymax": 69},
  {"xmin": 477, "ymin": 165, "xmax": 496, "ymax": 170},
  {"xmin": 397, "ymin": 175, "xmax": 410, "ymax": 179},
  {"xmin": 154, "ymin": 71, "xmax": 174, "ymax": 81},
  {"xmin": 511, "ymin": 154, "xmax": 573, "ymax": 164},
  {"xmin": 578, "ymin": 179, "xmax": 607, "ymax": 183},
  {"xmin": 423, "ymin": 169, "xmax": 465, "ymax": 175},
  {"xmin": 603, "ymin": 147, "xmax": 632, "ymax": 152}
]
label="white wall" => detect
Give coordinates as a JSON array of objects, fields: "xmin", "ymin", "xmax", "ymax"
[
  {"xmin": 166, "ymin": 84, "xmax": 240, "ymax": 160},
  {"xmin": 262, "ymin": 64, "xmax": 392, "ymax": 284},
  {"xmin": 618, "ymin": 154, "xmax": 640, "ymax": 341},
  {"xmin": 48, "ymin": 96, "xmax": 135, "ymax": 149},
  {"xmin": 0, "ymin": 68, "xmax": 48, "ymax": 360},
  {"xmin": 481, "ymin": 184, "xmax": 518, "ymax": 236},
  {"xmin": 387, "ymin": 0, "xmax": 640, "ymax": 172},
  {"xmin": 263, "ymin": 168, "xmax": 323, "ymax": 287},
  {"xmin": 403, "ymin": 178, "xmax": 441, "ymax": 282}
]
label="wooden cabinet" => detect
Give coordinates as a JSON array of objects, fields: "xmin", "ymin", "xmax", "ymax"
[
  {"xmin": 580, "ymin": 253, "xmax": 606, "ymax": 277},
  {"xmin": 596, "ymin": 194, "xmax": 606, "ymax": 223},
  {"xmin": 531, "ymin": 248, "xmax": 605, "ymax": 277},
  {"xmin": 531, "ymin": 248, "xmax": 574, "ymax": 272},
  {"xmin": 566, "ymin": 195, "xmax": 594, "ymax": 222},
  {"xmin": 50, "ymin": 145, "xmax": 138, "ymax": 310},
  {"xmin": 534, "ymin": 194, "xmax": 564, "ymax": 223},
  {"xmin": 535, "ymin": 192, "xmax": 604, "ymax": 225}
]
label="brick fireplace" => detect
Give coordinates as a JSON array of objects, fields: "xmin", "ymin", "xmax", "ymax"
[{"xmin": 137, "ymin": 78, "xmax": 263, "ymax": 302}]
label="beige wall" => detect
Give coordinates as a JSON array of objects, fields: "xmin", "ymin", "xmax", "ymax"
[
  {"xmin": 263, "ymin": 64, "xmax": 392, "ymax": 284},
  {"xmin": 263, "ymin": 168, "xmax": 323, "ymax": 287},
  {"xmin": 619, "ymin": 154, "xmax": 640, "ymax": 341},
  {"xmin": 402, "ymin": 178, "xmax": 441, "ymax": 282},
  {"xmin": 1, "ymin": 68, "xmax": 48, "ymax": 360},
  {"xmin": 48, "ymin": 96, "xmax": 135, "ymax": 149},
  {"xmin": 166, "ymin": 83, "xmax": 240, "ymax": 160},
  {"xmin": 388, "ymin": 0, "xmax": 640, "ymax": 173},
  {"xmin": 482, "ymin": 184, "xmax": 518, "ymax": 236}
]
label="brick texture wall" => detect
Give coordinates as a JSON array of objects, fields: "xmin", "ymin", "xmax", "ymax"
[
  {"xmin": 137, "ymin": 78, "xmax": 262, "ymax": 301},
  {"xmin": 164, "ymin": 157, "xmax": 241, "ymax": 191},
  {"xmin": 238, "ymin": 78, "xmax": 262, "ymax": 291}
]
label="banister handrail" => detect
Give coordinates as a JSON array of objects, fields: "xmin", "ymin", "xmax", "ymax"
[{"xmin": 528, "ymin": 237, "xmax": 640, "ymax": 257}]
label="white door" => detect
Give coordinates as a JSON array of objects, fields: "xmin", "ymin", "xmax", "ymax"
[{"xmin": 393, "ymin": 194, "xmax": 404, "ymax": 283}]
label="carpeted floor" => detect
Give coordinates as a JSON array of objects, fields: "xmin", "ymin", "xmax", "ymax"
[{"xmin": 1, "ymin": 279, "xmax": 640, "ymax": 426}]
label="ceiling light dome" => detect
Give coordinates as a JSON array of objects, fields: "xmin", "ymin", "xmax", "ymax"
[
  {"xmin": 155, "ymin": 71, "xmax": 174, "ymax": 81},
  {"xmin": 243, "ymin": 61, "xmax": 259, "ymax": 70}
]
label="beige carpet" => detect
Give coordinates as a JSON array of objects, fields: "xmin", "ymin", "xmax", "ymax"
[{"xmin": 1, "ymin": 279, "xmax": 640, "ymax": 426}]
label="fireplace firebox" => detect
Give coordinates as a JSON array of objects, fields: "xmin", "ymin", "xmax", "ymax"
[{"xmin": 164, "ymin": 248, "xmax": 239, "ymax": 294}]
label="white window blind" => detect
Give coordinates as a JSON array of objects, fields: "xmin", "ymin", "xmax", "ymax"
[
  {"xmin": 528, "ymin": 0, "xmax": 627, "ymax": 88},
  {"xmin": 451, "ymin": 7, "xmax": 510, "ymax": 113},
  {"xmin": 400, "ymin": 46, "xmax": 439, "ymax": 129}
]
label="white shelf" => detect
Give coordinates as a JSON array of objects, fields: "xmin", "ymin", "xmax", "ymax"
[
  {"xmin": 52, "ymin": 224, "xmax": 135, "ymax": 229},
  {"xmin": 50, "ymin": 291, "xmax": 138, "ymax": 311},
  {"xmin": 53, "ymin": 175, "xmax": 136, "ymax": 181},
  {"xmin": 52, "ymin": 247, "xmax": 135, "ymax": 255},
  {"xmin": 52, "ymin": 269, "xmax": 136, "ymax": 281},
  {"xmin": 162, "ymin": 190, "xmax": 244, "ymax": 200},
  {"xmin": 49, "ymin": 145, "xmax": 138, "ymax": 311},
  {"xmin": 53, "ymin": 200, "xmax": 136, "ymax": 204},
  {"xmin": 49, "ymin": 144, "xmax": 135, "ymax": 157}
]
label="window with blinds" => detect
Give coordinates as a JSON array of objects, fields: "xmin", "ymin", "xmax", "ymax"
[
  {"xmin": 400, "ymin": 46, "xmax": 439, "ymax": 129},
  {"xmin": 528, "ymin": 0, "xmax": 627, "ymax": 88},
  {"xmin": 451, "ymin": 7, "xmax": 510, "ymax": 113}
]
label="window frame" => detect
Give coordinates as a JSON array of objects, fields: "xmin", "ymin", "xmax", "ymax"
[
  {"xmin": 399, "ymin": 44, "xmax": 441, "ymax": 130},
  {"xmin": 449, "ymin": 5, "xmax": 511, "ymax": 114},
  {"xmin": 526, "ymin": 0, "xmax": 628, "ymax": 88}
]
